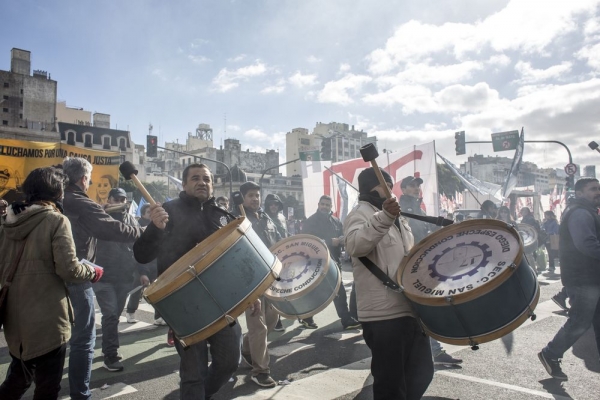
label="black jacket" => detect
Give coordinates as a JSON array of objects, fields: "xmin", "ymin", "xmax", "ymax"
[
  {"xmin": 95, "ymin": 209, "xmax": 148, "ymax": 284},
  {"xmin": 302, "ymin": 210, "xmax": 343, "ymax": 262},
  {"xmin": 399, "ymin": 194, "xmax": 431, "ymax": 244},
  {"xmin": 264, "ymin": 194, "xmax": 288, "ymax": 239},
  {"xmin": 242, "ymin": 207, "xmax": 282, "ymax": 248},
  {"xmin": 559, "ymin": 198, "xmax": 600, "ymax": 286},
  {"xmin": 63, "ymin": 184, "xmax": 142, "ymax": 263},
  {"xmin": 133, "ymin": 192, "xmax": 234, "ymax": 276}
]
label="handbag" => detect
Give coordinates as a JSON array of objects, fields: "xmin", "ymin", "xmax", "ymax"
[{"xmin": 0, "ymin": 240, "xmax": 27, "ymax": 329}]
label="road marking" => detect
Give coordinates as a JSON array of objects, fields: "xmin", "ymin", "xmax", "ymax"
[
  {"xmin": 436, "ymin": 371, "xmax": 571, "ymax": 399},
  {"xmin": 60, "ymin": 383, "xmax": 137, "ymax": 400}
]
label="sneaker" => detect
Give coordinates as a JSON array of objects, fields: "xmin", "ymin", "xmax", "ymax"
[
  {"xmin": 251, "ymin": 373, "xmax": 277, "ymax": 388},
  {"xmin": 102, "ymin": 352, "xmax": 123, "ymax": 361},
  {"xmin": 167, "ymin": 329, "xmax": 175, "ymax": 347},
  {"xmin": 126, "ymin": 312, "xmax": 138, "ymax": 324},
  {"xmin": 300, "ymin": 319, "xmax": 318, "ymax": 329},
  {"xmin": 342, "ymin": 317, "xmax": 361, "ymax": 330},
  {"xmin": 434, "ymin": 351, "xmax": 463, "ymax": 364},
  {"xmin": 154, "ymin": 317, "xmax": 167, "ymax": 326},
  {"xmin": 538, "ymin": 350, "xmax": 568, "ymax": 380},
  {"xmin": 273, "ymin": 317, "xmax": 285, "ymax": 332},
  {"xmin": 241, "ymin": 352, "xmax": 253, "ymax": 367},
  {"xmin": 103, "ymin": 358, "xmax": 124, "ymax": 372},
  {"xmin": 552, "ymin": 293, "xmax": 569, "ymax": 311}
]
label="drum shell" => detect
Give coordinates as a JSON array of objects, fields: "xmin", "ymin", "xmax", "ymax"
[
  {"xmin": 411, "ymin": 257, "xmax": 539, "ymax": 345},
  {"xmin": 144, "ymin": 218, "xmax": 279, "ymax": 347},
  {"xmin": 516, "ymin": 223, "xmax": 538, "ymax": 254},
  {"xmin": 265, "ymin": 234, "xmax": 342, "ymax": 320}
]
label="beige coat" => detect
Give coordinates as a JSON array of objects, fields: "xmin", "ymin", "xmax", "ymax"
[
  {"xmin": 343, "ymin": 201, "xmax": 415, "ymax": 322},
  {"xmin": 0, "ymin": 203, "xmax": 95, "ymax": 360}
]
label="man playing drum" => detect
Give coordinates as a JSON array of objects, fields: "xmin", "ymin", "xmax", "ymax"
[
  {"xmin": 344, "ymin": 167, "xmax": 433, "ymax": 400},
  {"xmin": 237, "ymin": 182, "xmax": 281, "ymax": 388},
  {"xmin": 133, "ymin": 163, "xmax": 257, "ymax": 400}
]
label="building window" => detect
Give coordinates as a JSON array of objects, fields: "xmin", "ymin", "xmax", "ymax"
[
  {"xmin": 19, "ymin": 113, "xmax": 22, "ymax": 119},
  {"xmin": 300, "ymin": 138, "xmax": 310, "ymax": 145},
  {"xmin": 103, "ymin": 137, "xmax": 110, "ymax": 150},
  {"xmin": 2, "ymin": 108, "xmax": 7, "ymax": 112},
  {"xmin": 2, "ymin": 120, "xmax": 8, "ymax": 125},
  {"xmin": 3, "ymin": 82, "xmax": 8, "ymax": 88},
  {"xmin": 119, "ymin": 138, "xmax": 126, "ymax": 151},
  {"xmin": 84, "ymin": 135, "xmax": 92, "ymax": 148},
  {"xmin": 19, "ymin": 101, "xmax": 23, "ymax": 107},
  {"xmin": 67, "ymin": 131, "xmax": 75, "ymax": 145},
  {"xmin": 2, "ymin": 95, "xmax": 7, "ymax": 100}
]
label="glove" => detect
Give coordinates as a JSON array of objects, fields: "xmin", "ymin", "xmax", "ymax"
[{"xmin": 90, "ymin": 266, "xmax": 104, "ymax": 283}]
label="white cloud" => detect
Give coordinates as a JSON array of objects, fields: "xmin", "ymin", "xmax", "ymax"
[
  {"xmin": 317, "ymin": 74, "xmax": 372, "ymax": 105},
  {"xmin": 190, "ymin": 38, "xmax": 209, "ymax": 49},
  {"xmin": 228, "ymin": 54, "xmax": 247, "ymax": 62},
  {"xmin": 188, "ymin": 54, "xmax": 211, "ymax": 64},
  {"xmin": 261, "ymin": 84, "xmax": 286, "ymax": 94},
  {"xmin": 514, "ymin": 61, "xmax": 573, "ymax": 84},
  {"xmin": 288, "ymin": 71, "xmax": 318, "ymax": 88},
  {"xmin": 487, "ymin": 54, "xmax": 511, "ymax": 68},
  {"xmin": 245, "ymin": 129, "xmax": 269, "ymax": 141},
  {"xmin": 211, "ymin": 61, "xmax": 268, "ymax": 92},
  {"xmin": 577, "ymin": 43, "xmax": 600, "ymax": 72},
  {"xmin": 374, "ymin": 61, "xmax": 484, "ymax": 88},
  {"xmin": 339, "ymin": 63, "xmax": 351, "ymax": 73},
  {"xmin": 307, "ymin": 55, "xmax": 321, "ymax": 63}
]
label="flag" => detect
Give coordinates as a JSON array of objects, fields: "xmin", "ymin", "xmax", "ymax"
[
  {"xmin": 500, "ymin": 128, "xmax": 525, "ymax": 200},
  {"xmin": 135, "ymin": 197, "xmax": 147, "ymax": 217},
  {"xmin": 167, "ymin": 175, "xmax": 183, "ymax": 192},
  {"xmin": 129, "ymin": 199, "xmax": 138, "ymax": 216},
  {"xmin": 437, "ymin": 153, "xmax": 502, "ymax": 202}
]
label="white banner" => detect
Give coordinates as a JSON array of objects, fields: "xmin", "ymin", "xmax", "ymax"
[{"xmin": 302, "ymin": 141, "xmax": 438, "ymax": 219}]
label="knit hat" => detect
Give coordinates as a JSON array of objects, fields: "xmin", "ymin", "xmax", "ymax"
[{"xmin": 358, "ymin": 167, "xmax": 393, "ymax": 194}]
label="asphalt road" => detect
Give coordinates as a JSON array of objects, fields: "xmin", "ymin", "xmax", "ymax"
[{"xmin": 1, "ymin": 264, "xmax": 598, "ymax": 400}]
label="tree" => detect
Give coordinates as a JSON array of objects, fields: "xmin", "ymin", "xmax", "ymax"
[{"xmin": 437, "ymin": 163, "xmax": 465, "ymax": 199}]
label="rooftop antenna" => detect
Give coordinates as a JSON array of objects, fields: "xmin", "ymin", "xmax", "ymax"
[{"xmin": 223, "ymin": 113, "xmax": 226, "ymax": 147}]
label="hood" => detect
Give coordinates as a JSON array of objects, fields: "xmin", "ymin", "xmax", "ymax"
[
  {"xmin": 2, "ymin": 203, "xmax": 54, "ymax": 241},
  {"xmin": 264, "ymin": 194, "xmax": 283, "ymax": 211}
]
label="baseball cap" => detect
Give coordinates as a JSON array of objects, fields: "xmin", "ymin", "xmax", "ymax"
[
  {"xmin": 400, "ymin": 176, "xmax": 423, "ymax": 188},
  {"xmin": 108, "ymin": 187, "xmax": 127, "ymax": 199}
]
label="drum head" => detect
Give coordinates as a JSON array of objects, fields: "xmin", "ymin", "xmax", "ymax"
[
  {"xmin": 399, "ymin": 219, "xmax": 524, "ymax": 306},
  {"xmin": 516, "ymin": 223, "xmax": 537, "ymax": 249},
  {"xmin": 266, "ymin": 235, "xmax": 332, "ymax": 301}
]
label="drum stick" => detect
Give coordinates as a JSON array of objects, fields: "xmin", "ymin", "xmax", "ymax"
[
  {"xmin": 232, "ymin": 191, "xmax": 245, "ymax": 217},
  {"xmin": 119, "ymin": 161, "xmax": 156, "ymax": 206}
]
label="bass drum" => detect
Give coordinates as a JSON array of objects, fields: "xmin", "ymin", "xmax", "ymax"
[
  {"xmin": 516, "ymin": 223, "xmax": 538, "ymax": 254},
  {"xmin": 265, "ymin": 235, "xmax": 341, "ymax": 320},
  {"xmin": 144, "ymin": 217, "xmax": 280, "ymax": 347},
  {"xmin": 398, "ymin": 219, "xmax": 539, "ymax": 347}
]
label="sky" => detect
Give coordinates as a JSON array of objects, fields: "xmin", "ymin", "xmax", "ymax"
[{"xmin": 2, "ymin": 0, "xmax": 600, "ymax": 174}]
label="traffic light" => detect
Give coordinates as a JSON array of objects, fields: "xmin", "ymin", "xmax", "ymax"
[
  {"xmin": 455, "ymin": 131, "xmax": 466, "ymax": 155},
  {"xmin": 146, "ymin": 135, "xmax": 157, "ymax": 157},
  {"xmin": 565, "ymin": 175, "xmax": 575, "ymax": 190},
  {"xmin": 320, "ymin": 138, "xmax": 332, "ymax": 161}
]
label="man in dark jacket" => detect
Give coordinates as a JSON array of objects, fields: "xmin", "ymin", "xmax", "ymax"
[
  {"xmin": 238, "ymin": 181, "xmax": 281, "ymax": 389},
  {"xmin": 94, "ymin": 188, "xmax": 149, "ymax": 372},
  {"xmin": 539, "ymin": 178, "xmax": 600, "ymax": 381},
  {"xmin": 133, "ymin": 163, "xmax": 246, "ymax": 400},
  {"xmin": 301, "ymin": 195, "xmax": 360, "ymax": 330},
  {"xmin": 477, "ymin": 200, "xmax": 498, "ymax": 219},
  {"xmin": 62, "ymin": 157, "xmax": 142, "ymax": 400},
  {"xmin": 399, "ymin": 175, "xmax": 461, "ymax": 365}
]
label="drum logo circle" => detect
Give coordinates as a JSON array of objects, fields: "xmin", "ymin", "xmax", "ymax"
[{"xmin": 429, "ymin": 241, "xmax": 492, "ymax": 282}]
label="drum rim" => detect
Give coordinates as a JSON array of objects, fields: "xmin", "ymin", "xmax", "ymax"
[
  {"xmin": 176, "ymin": 263, "xmax": 279, "ymax": 347},
  {"xmin": 272, "ymin": 265, "xmax": 342, "ymax": 320},
  {"xmin": 422, "ymin": 276, "xmax": 540, "ymax": 346},
  {"xmin": 398, "ymin": 219, "xmax": 526, "ymax": 306},
  {"xmin": 145, "ymin": 217, "xmax": 252, "ymax": 303},
  {"xmin": 265, "ymin": 234, "xmax": 334, "ymax": 301}
]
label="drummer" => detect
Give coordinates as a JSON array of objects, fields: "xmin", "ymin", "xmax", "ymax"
[
  {"xmin": 344, "ymin": 167, "xmax": 433, "ymax": 400},
  {"xmin": 133, "ymin": 163, "xmax": 258, "ymax": 400}
]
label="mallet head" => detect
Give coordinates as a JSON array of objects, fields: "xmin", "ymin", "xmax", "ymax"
[
  {"xmin": 119, "ymin": 161, "xmax": 138, "ymax": 180},
  {"xmin": 232, "ymin": 191, "xmax": 244, "ymax": 206},
  {"xmin": 589, "ymin": 141, "xmax": 599, "ymax": 151},
  {"xmin": 360, "ymin": 143, "xmax": 379, "ymax": 162}
]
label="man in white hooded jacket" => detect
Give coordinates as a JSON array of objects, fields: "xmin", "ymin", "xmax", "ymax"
[{"xmin": 343, "ymin": 167, "xmax": 433, "ymax": 400}]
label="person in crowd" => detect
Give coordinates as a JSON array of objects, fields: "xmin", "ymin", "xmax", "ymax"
[
  {"xmin": 543, "ymin": 210, "xmax": 560, "ymax": 273},
  {"xmin": 344, "ymin": 167, "xmax": 433, "ymax": 399},
  {"xmin": 399, "ymin": 175, "xmax": 462, "ymax": 365},
  {"xmin": 62, "ymin": 157, "xmax": 142, "ymax": 400},
  {"xmin": 133, "ymin": 163, "xmax": 249, "ymax": 399},
  {"xmin": 300, "ymin": 195, "xmax": 360, "ymax": 330},
  {"xmin": 216, "ymin": 195, "xmax": 229, "ymax": 211},
  {"xmin": 496, "ymin": 205, "xmax": 515, "ymax": 224},
  {"xmin": 94, "ymin": 188, "xmax": 150, "ymax": 372},
  {"xmin": 0, "ymin": 167, "xmax": 24, "ymax": 204},
  {"xmin": 263, "ymin": 193, "xmax": 288, "ymax": 332},
  {"xmin": 0, "ymin": 199, "xmax": 7, "ymax": 218},
  {"xmin": 238, "ymin": 181, "xmax": 281, "ymax": 388},
  {"xmin": 477, "ymin": 200, "xmax": 498, "ymax": 219},
  {"xmin": 0, "ymin": 166, "xmax": 102, "ymax": 399},
  {"xmin": 126, "ymin": 203, "xmax": 161, "ymax": 326},
  {"xmin": 539, "ymin": 178, "xmax": 600, "ymax": 381}
]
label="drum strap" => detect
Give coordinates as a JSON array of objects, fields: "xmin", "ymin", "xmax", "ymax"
[{"xmin": 358, "ymin": 257, "xmax": 401, "ymax": 291}]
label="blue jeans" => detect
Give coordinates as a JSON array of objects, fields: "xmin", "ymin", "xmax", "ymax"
[
  {"xmin": 544, "ymin": 285, "xmax": 600, "ymax": 359},
  {"xmin": 362, "ymin": 317, "xmax": 434, "ymax": 400},
  {"xmin": 67, "ymin": 282, "xmax": 96, "ymax": 400},
  {"xmin": 0, "ymin": 344, "xmax": 67, "ymax": 400},
  {"xmin": 173, "ymin": 322, "xmax": 241, "ymax": 400},
  {"xmin": 429, "ymin": 337, "xmax": 444, "ymax": 356},
  {"xmin": 93, "ymin": 280, "xmax": 131, "ymax": 359}
]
